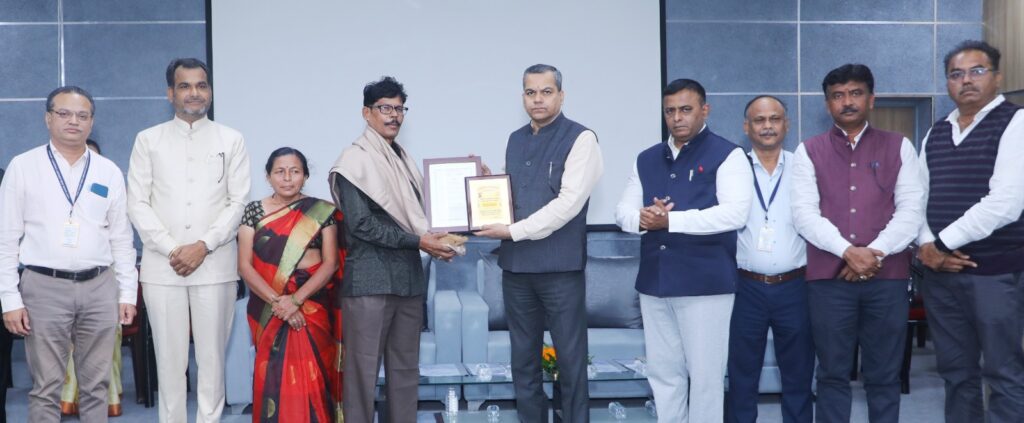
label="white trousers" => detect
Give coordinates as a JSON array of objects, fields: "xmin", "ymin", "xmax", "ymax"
[
  {"xmin": 143, "ymin": 282, "xmax": 236, "ymax": 423},
  {"xmin": 640, "ymin": 292, "xmax": 734, "ymax": 423}
]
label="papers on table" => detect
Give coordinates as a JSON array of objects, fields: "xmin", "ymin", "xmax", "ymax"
[{"xmin": 588, "ymin": 360, "xmax": 623, "ymax": 374}]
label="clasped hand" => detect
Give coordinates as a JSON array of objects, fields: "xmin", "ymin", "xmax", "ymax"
[
  {"xmin": 639, "ymin": 197, "xmax": 674, "ymax": 231},
  {"xmin": 169, "ymin": 241, "xmax": 208, "ymax": 277},
  {"xmin": 917, "ymin": 242, "xmax": 977, "ymax": 273},
  {"xmin": 270, "ymin": 295, "xmax": 305, "ymax": 330},
  {"xmin": 838, "ymin": 246, "xmax": 884, "ymax": 281}
]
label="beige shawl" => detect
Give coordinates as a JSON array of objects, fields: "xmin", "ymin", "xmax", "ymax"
[{"xmin": 330, "ymin": 126, "xmax": 429, "ymax": 236}]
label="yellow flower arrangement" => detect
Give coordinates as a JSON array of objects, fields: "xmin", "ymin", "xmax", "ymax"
[{"xmin": 541, "ymin": 344, "xmax": 558, "ymax": 376}]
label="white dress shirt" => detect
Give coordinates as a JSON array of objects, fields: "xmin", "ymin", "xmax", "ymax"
[
  {"xmin": 0, "ymin": 142, "xmax": 138, "ymax": 311},
  {"xmin": 917, "ymin": 95, "xmax": 1024, "ymax": 249},
  {"xmin": 127, "ymin": 116, "xmax": 251, "ymax": 286},
  {"xmin": 509, "ymin": 130, "xmax": 603, "ymax": 241},
  {"xmin": 736, "ymin": 150, "xmax": 807, "ymax": 275},
  {"xmin": 791, "ymin": 122, "xmax": 924, "ymax": 258},
  {"xmin": 616, "ymin": 127, "xmax": 753, "ymax": 235}
]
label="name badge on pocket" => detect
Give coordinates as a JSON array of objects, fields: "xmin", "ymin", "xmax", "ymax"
[
  {"xmin": 757, "ymin": 224, "xmax": 774, "ymax": 252},
  {"xmin": 63, "ymin": 219, "xmax": 80, "ymax": 248}
]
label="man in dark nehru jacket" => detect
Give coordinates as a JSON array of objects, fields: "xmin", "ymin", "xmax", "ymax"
[
  {"xmin": 791, "ymin": 64, "xmax": 923, "ymax": 423},
  {"xmin": 917, "ymin": 40, "xmax": 1024, "ymax": 423},
  {"xmin": 616, "ymin": 78, "xmax": 752, "ymax": 422},
  {"xmin": 475, "ymin": 63, "xmax": 603, "ymax": 423}
]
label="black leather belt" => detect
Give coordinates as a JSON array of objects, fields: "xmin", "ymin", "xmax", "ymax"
[
  {"xmin": 25, "ymin": 265, "xmax": 108, "ymax": 282},
  {"xmin": 739, "ymin": 266, "xmax": 806, "ymax": 285}
]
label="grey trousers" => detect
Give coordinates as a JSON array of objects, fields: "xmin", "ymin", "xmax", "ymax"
[
  {"xmin": 922, "ymin": 269, "xmax": 1024, "ymax": 423},
  {"xmin": 22, "ymin": 268, "xmax": 118, "ymax": 423},
  {"xmin": 807, "ymin": 279, "xmax": 907, "ymax": 423},
  {"xmin": 341, "ymin": 294, "xmax": 423, "ymax": 423},
  {"xmin": 503, "ymin": 270, "xmax": 589, "ymax": 423}
]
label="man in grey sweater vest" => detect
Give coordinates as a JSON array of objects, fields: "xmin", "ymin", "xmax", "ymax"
[
  {"xmin": 917, "ymin": 40, "xmax": 1024, "ymax": 423},
  {"xmin": 476, "ymin": 64, "xmax": 603, "ymax": 422}
]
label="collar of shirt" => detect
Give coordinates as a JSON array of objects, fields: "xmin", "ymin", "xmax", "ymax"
[
  {"xmin": 835, "ymin": 121, "xmax": 870, "ymax": 148},
  {"xmin": 945, "ymin": 94, "xmax": 1005, "ymax": 135},
  {"xmin": 747, "ymin": 149, "xmax": 786, "ymax": 177},
  {"xmin": 172, "ymin": 114, "xmax": 211, "ymax": 135},
  {"xmin": 666, "ymin": 123, "xmax": 708, "ymax": 159},
  {"xmin": 47, "ymin": 140, "xmax": 90, "ymax": 169}
]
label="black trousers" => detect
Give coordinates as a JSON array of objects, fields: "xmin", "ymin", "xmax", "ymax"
[
  {"xmin": 807, "ymin": 279, "xmax": 908, "ymax": 423},
  {"xmin": 922, "ymin": 269, "xmax": 1024, "ymax": 423},
  {"xmin": 503, "ymin": 270, "xmax": 589, "ymax": 423}
]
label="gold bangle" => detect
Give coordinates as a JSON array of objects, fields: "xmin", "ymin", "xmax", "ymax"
[{"xmin": 290, "ymin": 294, "xmax": 303, "ymax": 307}]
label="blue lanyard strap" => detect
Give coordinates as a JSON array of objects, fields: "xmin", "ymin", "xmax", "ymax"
[
  {"xmin": 46, "ymin": 145, "xmax": 90, "ymax": 217},
  {"xmin": 752, "ymin": 163, "xmax": 783, "ymax": 221}
]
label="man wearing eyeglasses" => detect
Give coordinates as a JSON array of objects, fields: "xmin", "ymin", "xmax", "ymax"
[
  {"xmin": 474, "ymin": 64, "xmax": 603, "ymax": 422},
  {"xmin": 127, "ymin": 58, "xmax": 251, "ymax": 423},
  {"xmin": 615, "ymin": 78, "xmax": 752, "ymax": 422},
  {"xmin": 916, "ymin": 40, "xmax": 1024, "ymax": 423},
  {"xmin": 0, "ymin": 86, "xmax": 138, "ymax": 422},
  {"xmin": 791, "ymin": 64, "xmax": 923, "ymax": 423},
  {"xmin": 726, "ymin": 96, "xmax": 813, "ymax": 423},
  {"xmin": 330, "ymin": 76, "xmax": 454, "ymax": 423}
]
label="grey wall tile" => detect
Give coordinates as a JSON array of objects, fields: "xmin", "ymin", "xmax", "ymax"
[
  {"xmin": 0, "ymin": 0, "xmax": 57, "ymax": 21},
  {"xmin": 801, "ymin": 0, "xmax": 933, "ymax": 21},
  {"xmin": 666, "ymin": 0, "xmax": 796, "ymax": 21},
  {"xmin": 63, "ymin": 0, "xmax": 205, "ymax": 22},
  {"xmin": 0, "ymin": 101, "xmax": 47, "ymax": 167},
  {"xmin": 0, "ymin": 25, "xmax": 58, "ymax": 98},
  {"xmin": 934, "ymin": 94, "xmax": 957, "ymax": 120},
  {"xmin": 666, "ymin": 23, "xmax": 797, "ymax": 93},
  {"xmin": 798, "ymin": 94, "xmax": 834, "ymax": 142},
  {"xmin": 800, "ymin": 24, "xmax": 933, "ymax": 94},
  {"xmin": 706, "ymin": 94, "xmax": 800, "ymax": 151},
  {"xmin": 63, "ymin": 24, "xmax": 206, "ymax": 97},
  {"xmin": 937, "ymin": 0, "xmax": 982, "ymax": 22},
  {"xmin": 89, "ymin": 99, "xmax": 174, "ymax": 171},
  {"xmin": 934, "ymin": 23, "xmax": 984, "ymax": 92}
]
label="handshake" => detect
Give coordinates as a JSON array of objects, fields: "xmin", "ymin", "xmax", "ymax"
[{"xmin": 639, "ymin": 196, "xmax": 674, "ymax": 231}]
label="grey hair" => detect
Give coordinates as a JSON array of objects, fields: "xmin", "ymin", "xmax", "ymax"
[{"xmin": 523, "ymin": 64, "xmax": 562, "ymax": 90}]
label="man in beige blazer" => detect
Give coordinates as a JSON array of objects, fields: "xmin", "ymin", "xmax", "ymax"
[{"xmin": 127, "ymin": 58, "xmax": 251, "ymax": 423}]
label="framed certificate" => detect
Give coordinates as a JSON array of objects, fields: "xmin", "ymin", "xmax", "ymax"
[
  {"xmin": 465, "ymin": 174, "xmax": 514, "ymax": 231},
  {"xmin": 423, "ymin": 157, "xmax": 482, "ymax": 232}
]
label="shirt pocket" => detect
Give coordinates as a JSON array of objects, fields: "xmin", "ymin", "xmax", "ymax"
[
  {"xmin": 77, "ymin": 189, "xmax": 110, "ymax": 226},
  {"xmin": 546, "ymin": 161, "xmax": 565, "ymax": 194},
  {"xmin": 206, "ymin": 152, "xmax": 226, "ymax": 184}
]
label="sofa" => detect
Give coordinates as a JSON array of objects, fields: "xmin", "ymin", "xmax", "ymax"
[{"xmin": 458, "ymin": 253, "xmax": 651, "ymax": 405}]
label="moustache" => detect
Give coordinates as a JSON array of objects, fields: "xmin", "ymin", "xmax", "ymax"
[
  {"xmin": 758, "ymin": 131, "xmax": 778, "ymax": 137},
  {"xmin": 385, "ymin": 120, "xmax": 401, "ymax": 127},
  {"xmin": 959, "ymin": 86, "xmax": 979, "ymax": 95},
  {"xmin": 841, "ymin": 106, "xmax": 859, "ymax": 115}
]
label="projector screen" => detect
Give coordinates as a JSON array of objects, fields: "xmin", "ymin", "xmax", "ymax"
[{"xmin": 211, "ymin": 0, "xmax": 662, "ymax": 226}]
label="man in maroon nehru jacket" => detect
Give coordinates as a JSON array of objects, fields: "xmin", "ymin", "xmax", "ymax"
[{"xmin": 791, "ymin": 64, "xmax": 923, "ymax": 423}]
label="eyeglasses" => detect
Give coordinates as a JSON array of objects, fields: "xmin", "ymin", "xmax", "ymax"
[
  {"xmin": 749, "ymin": 116, "xmax": 785, "ymax": 126},
  {"xmin": 947, "ymin": 67, "xmax": 994, "ymax": 81},
  {"xmin": 49, "ymin": 109, "xmax": 93, "ymax": 122},
  {"xmin": 370, "ymin": 104, "xmax": 409, "ymax": 115}
]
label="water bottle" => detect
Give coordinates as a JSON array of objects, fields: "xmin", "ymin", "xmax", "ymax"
[
  {"xmin": 486, "ymin": 404, "xmax": 501, "ymax": 421},
  {"xmin": 477, "ymin": 363, "xmax": 493, "ymax": 381},
  {"xmin": 446, "ymin": 386, "xmax": 459, "ymax": 417},
  {"xmin": 608, "ymin": 401, "xmax": 627, "ymax": 420},
  {"xmin": 644, "ymin": 399, "xmax": 657, "ymax": 417}
]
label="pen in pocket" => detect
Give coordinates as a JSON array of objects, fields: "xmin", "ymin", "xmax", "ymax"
[{"xmin": 549, "ymin": 161, "xmax": 553, "ymax": 179}]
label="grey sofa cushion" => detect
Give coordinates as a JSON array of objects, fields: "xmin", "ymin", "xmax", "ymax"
[
  {"xmin": 584, "ymin": 256, "xmax": 642, "ymax": 329},
  {"xmin": 477, "ymin": 254, "xmax": 642, "ymax": 331}
]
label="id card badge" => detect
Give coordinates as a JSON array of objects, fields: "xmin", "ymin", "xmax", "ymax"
[
  {"xmin": 62, "ymin": 219, "xmax": 80, "ymax": 248},
  {"xmin": 757, "ymin": 224, "xmax": 775, "ymax": 252}
]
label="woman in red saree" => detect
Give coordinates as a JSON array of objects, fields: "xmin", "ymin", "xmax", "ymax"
[{"xmin": 238, "ymin": 148, "xmax": 344, "ymax": 422}]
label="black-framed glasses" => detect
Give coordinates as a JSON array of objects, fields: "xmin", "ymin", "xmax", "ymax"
[
  {"xmin": 370, "ymin": 104, "xmax": 409, "ymax": 115},
  {"xmin": 49, "ymin": 109, "xmax": 93, "ymax": 122},
  {"xmin": 947, "ymin": 67, "xmax": 994, "ymax": 81}
]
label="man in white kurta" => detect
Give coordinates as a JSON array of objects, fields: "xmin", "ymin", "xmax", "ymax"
[{"xmin": 127, "ymin": 58, "xmax": 250, "ymax": 423}]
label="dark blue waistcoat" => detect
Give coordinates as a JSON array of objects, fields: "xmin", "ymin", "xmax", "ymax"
[
  {"xmin": 925, "ymin": 100, "xmax": 1024, "ymax": 275},
  {"xmin": 635, "ymin": 128, "xmax": 740, "ymax": 297},
  {"xmin": 499, "ymin": 114, "xmax": 590, "ymax": 273}
]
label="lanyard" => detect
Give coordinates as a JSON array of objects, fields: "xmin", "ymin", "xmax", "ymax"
[
  {"xmin": 752, "ymin": 164, "xmax": 782, "ymax": 222},
  {"xmin": 46, "ymin": 145, "xmax": 90, "ymax": 218}
]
